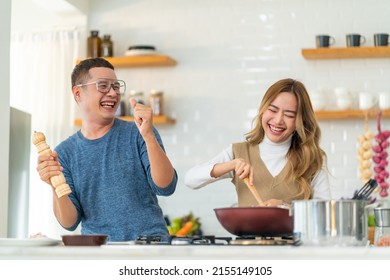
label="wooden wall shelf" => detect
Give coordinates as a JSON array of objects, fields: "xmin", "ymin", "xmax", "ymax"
[
  {"xmin": 76, "ymin": 55, "xmax": 177, "ymax": 68},
  {"xmin": 315, "ymin": 109, "xmax": 390, "ymax": 120},
  {"xmin": 302, "ymin": 47, "xmax": 390, "ymax": 60},
  {"xmin": 74, "ymin": 115, "xmax": 176, "ymax": 126}
]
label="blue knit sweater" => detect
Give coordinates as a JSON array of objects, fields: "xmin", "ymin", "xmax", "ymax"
[{"xmin": 55, "ymin": 118, "xmax": 177, "ymax": 241}]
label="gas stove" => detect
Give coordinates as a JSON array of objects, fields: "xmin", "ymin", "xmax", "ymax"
[
  {"xmin": 134, "ymin": 235, "xmax": 299, "ymax": 246},
  {"xmin": 230, "ymin": 236, "xmax": 297, "ymax": 245}
]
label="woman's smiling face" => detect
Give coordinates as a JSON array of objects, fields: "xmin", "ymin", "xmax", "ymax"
[{"xmin": 261, "ymin": 91, "xmax": 297, "ymax": 143}]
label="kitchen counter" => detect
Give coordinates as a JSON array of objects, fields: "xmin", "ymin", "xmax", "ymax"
[{"xmin": 1, "ymin": 244, "xmax": 390, "ymax": 260}]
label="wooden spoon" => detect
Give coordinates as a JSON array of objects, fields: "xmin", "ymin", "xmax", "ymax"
[{"xmin": 243, "ymin": 177, "xmax": 264, "ymax": 206}]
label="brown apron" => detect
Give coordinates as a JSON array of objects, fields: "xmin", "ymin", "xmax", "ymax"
[{"xmin": 232, "ymin": 142, "xmax": 304, "ymax": 206}]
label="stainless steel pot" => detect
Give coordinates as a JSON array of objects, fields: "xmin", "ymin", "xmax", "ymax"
[{"xmin": 291, "ymin": 199, "xmax": 368, "ymax": 246}]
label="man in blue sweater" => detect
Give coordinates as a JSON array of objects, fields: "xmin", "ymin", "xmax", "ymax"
[{"xmin": 36, "ymin": 57, "xmax": 177, "ymax": 241}]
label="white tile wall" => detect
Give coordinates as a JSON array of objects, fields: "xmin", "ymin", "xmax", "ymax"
[{"xmin": 89, "ymin": 0, "xmax": 390, "ymax": 236}]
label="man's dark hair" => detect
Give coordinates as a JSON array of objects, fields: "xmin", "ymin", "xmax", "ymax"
[{"xmin": 71, "ymin": 57, "xmax": 115, "ymax": 87}]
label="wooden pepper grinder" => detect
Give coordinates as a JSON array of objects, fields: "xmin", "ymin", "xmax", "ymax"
[{"xmin": 32, "ymin": 131, "xmax": 71, "ymax": 198}]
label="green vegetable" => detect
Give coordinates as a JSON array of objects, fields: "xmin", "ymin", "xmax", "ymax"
[
  {"xmin": 368, "ymin": 214, "xmax": 376, "ymax": 227},
  {"xmin": 167, "ymin": 212, "xmax": 201, "ymax": 236}
]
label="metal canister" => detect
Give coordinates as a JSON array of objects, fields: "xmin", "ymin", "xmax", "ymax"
[
  {"xmin": 150, "ymin": 90, "xmax": 164, "ymax": 116},
  {"xmin": 129, "ymin": 90, "xmax": 144, "ymax": 116}
]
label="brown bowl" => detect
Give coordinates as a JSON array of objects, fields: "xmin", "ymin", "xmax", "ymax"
[{"xmin": 62, "ymin": 234, "xmax": 109, "ymax": 246}]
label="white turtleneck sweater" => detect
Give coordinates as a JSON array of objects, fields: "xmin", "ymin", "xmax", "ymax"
[{"xmin": 184, "ymin": 135, "xmax": 331, "ymax": 199}]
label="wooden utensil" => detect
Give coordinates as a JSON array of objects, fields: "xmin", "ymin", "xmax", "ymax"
[
  {"xmin": 32, "ymin": 131, "xmax": 72, "ymax": 198},
  {"xmin": 243, "ymin": 178, "xmax": 264, "ymax": 206}
]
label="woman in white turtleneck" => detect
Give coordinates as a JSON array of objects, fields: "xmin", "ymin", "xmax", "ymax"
[{"xmin": 184, "ymin": 78, "xmax": 331, "ymax": 207}]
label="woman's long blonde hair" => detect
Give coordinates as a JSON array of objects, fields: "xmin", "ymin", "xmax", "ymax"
[{"xmin": 245, "ymin": 78, "xmax": 326, "ymax": 199}]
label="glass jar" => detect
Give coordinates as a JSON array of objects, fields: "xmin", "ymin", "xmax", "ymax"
[
  {"xmin": 129, "ymin": 90, "xmax": 144, "ymax": 116},
  {"xmin": 87, "ymin": 30, "xmax": 101, "ymax": 58},
  {"xmin": 374, "ymin": 207, "xmax": 390, "ymax": 246},
  {"xmin": 150, "ymin": 90, "xmax": 164, "ymax": 116},
  {"xmin": 101, "ymin": 34, "xmax": 113, "ymax": 57}
]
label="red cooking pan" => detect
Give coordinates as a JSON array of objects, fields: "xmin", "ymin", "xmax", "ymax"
[
  {"xmin": 214, "ymin": 178, "xmax": 293, "ymax": 236},
  {"xmin": 214, "ymin": 206, "xmax": 293, "ymax": 236}
]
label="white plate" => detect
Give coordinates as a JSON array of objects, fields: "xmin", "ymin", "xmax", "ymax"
[
  {"xmin": 105, "ymin": 241, "xmax": 136, "ymax": 245},
  {"xmin": 0, "ymin": 237, "xmax": 62, "ymax": 247},
  {"xmin": 125, "ymin": 49, "xmax": 157, "ymax": 56}
]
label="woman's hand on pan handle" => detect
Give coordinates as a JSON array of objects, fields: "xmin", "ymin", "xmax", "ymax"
[{"xmin": 263, "ymin": 199, "xmax": 290, "ymax": 208}]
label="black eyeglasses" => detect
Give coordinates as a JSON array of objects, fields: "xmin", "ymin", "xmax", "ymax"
[{"xmin": 77, "ymin": 79, "xmax": 126, "ymax": 95}]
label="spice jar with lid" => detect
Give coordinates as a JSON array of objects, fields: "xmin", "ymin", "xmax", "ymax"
[
  {"xmin": 87, "ymin": 30, "xmax": 101, "ymax": 58},
  {"xmin": 374, "ymin": 207, "xmax": 390, "ymax": 246},
  {"xmin": 101, "ymin": 34, "xmax": 113, "ymax": 57},
  {"xmin": 129, "ymin": 90, "xmax": 145, "ymax": 116},
  {"xmin": 149, "ymin": 90, "xmax": 164, "ymax": 116}
]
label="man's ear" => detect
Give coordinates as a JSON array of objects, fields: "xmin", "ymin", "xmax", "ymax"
[{"xmin": 72, "ymin": 86, "xmax": 81, "ymax": 102}]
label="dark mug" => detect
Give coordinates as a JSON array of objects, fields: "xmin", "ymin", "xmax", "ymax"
[
  {"xmin": 316, "ymin": 35, "xmax": 335, "ymax": 48},
  {"xmin": 346, "ymin": 33, "xmax": 366, "ymax": 47},
  {"xmin": 374, "ymin": 33, "xmax": 389, "ymax": 46}
]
